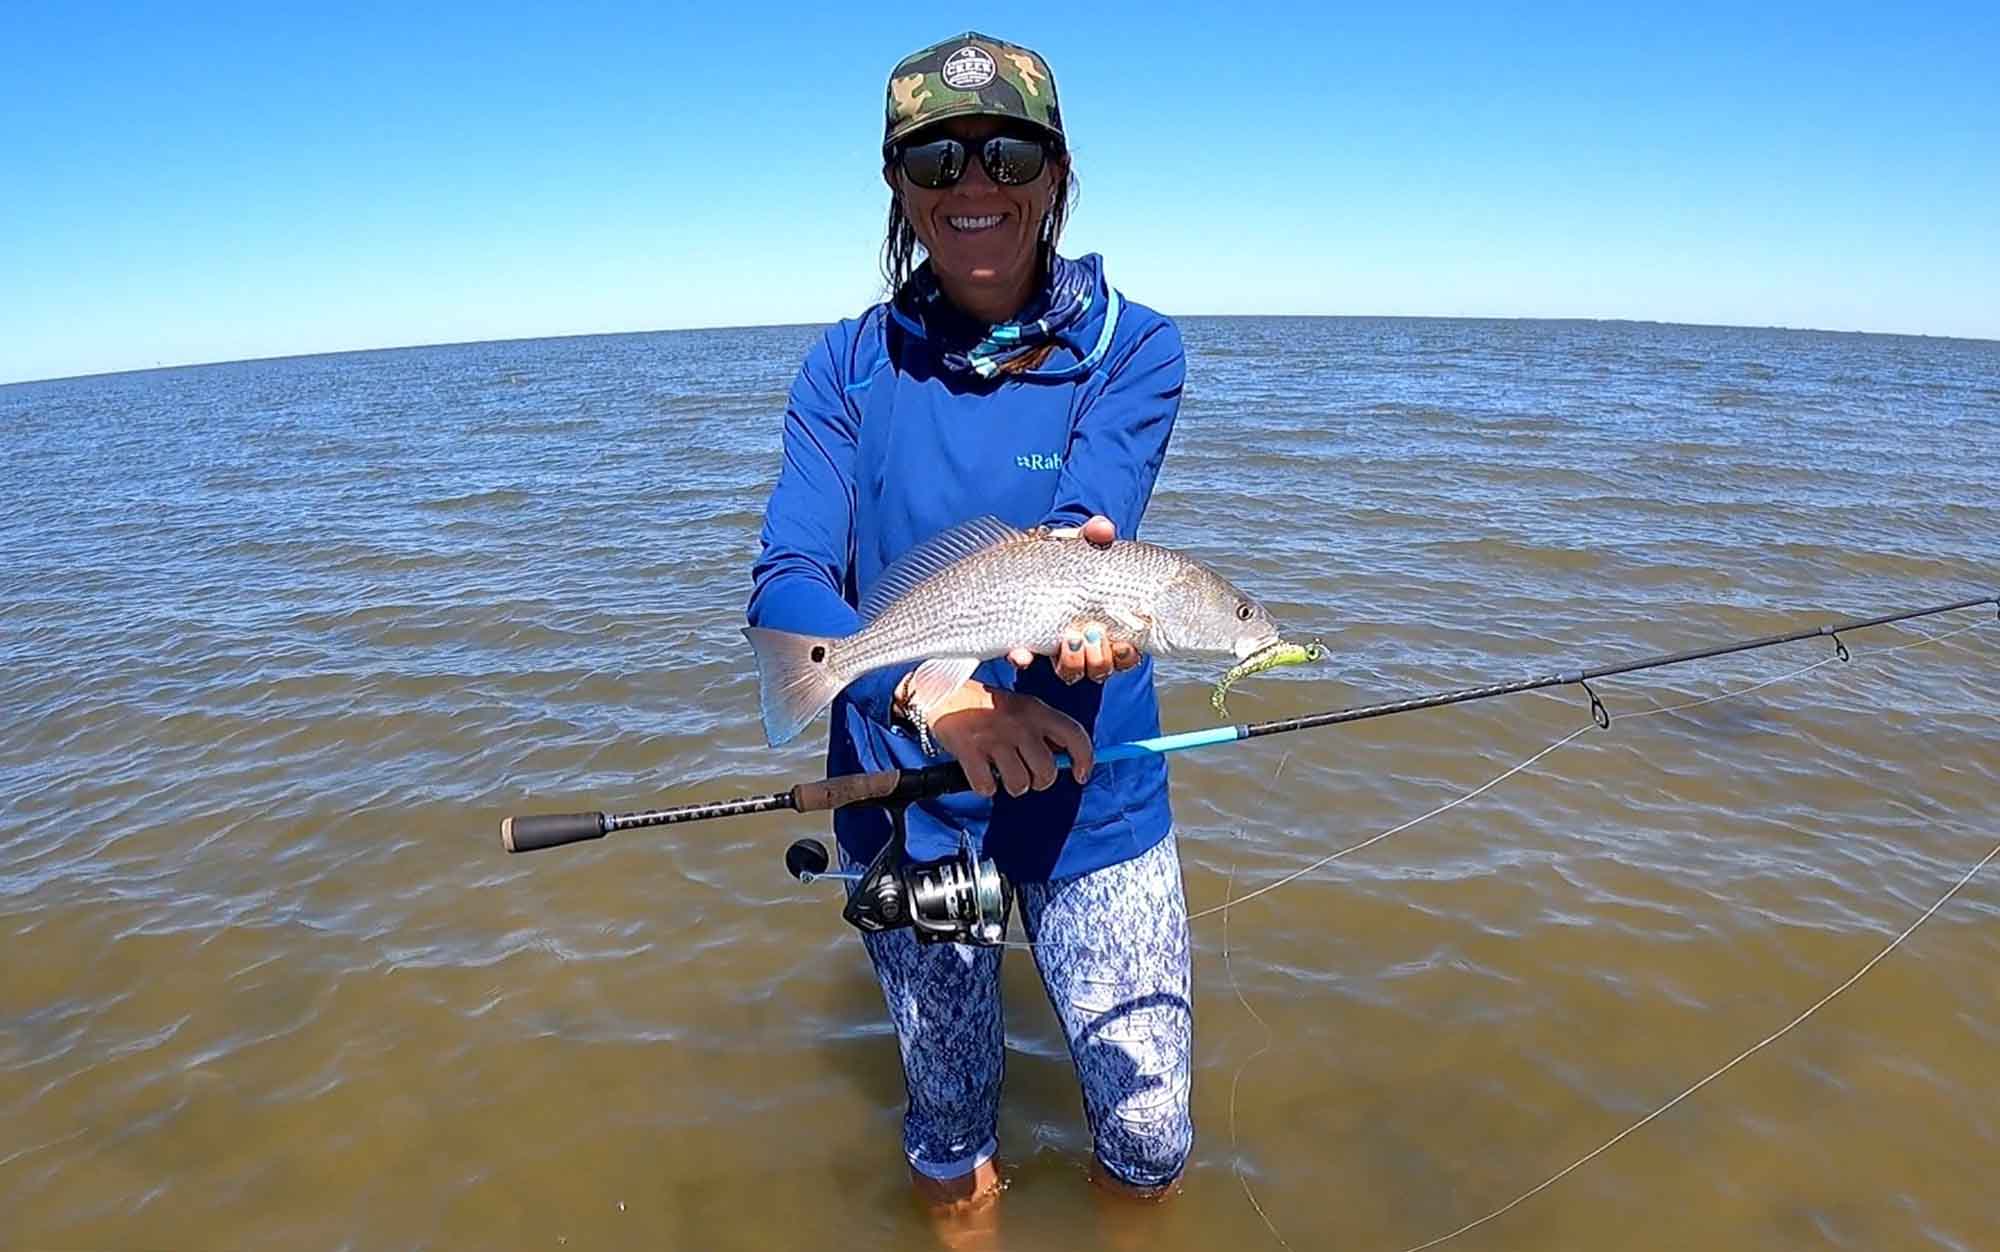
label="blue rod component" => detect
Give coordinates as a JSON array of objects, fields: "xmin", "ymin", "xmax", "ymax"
[
  {"xmin": 1100, "ymin": 725, "xmax": 1247, "ymax": 762},
  {"xmin": 1053, "ymin": 724, "xmax": 1246, "ymax": 771}
]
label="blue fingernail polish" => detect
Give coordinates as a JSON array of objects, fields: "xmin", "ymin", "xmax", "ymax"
[
  {"xmin": 1067, "ymin": 638, "xmax": 1083, "ymax": 652},
  {"xmin": 1085, "ymin": 627, "xmax": 1102, "ymax": 643}
]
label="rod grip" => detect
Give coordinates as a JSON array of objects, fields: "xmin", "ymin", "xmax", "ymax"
[
  {"xmin": 500, "ymin": 812, "xmax": 608, "ymax": 854},
  {"xmin": 792, "ymin": 762, "xmax": 970, "ymax": 813},
  {"xmin": 793, "ymin": 768, "xmax": 902, "ymax": 813}
]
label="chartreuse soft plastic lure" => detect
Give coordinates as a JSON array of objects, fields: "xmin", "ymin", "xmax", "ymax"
[{"xmin": 1212, "ymin": 640, "xmax": 1324, "ymax": 717}]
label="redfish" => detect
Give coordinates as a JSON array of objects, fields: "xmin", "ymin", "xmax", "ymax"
[{"xmin": 744, "ymin": 516, "xmax": 1287, "ymax": 746}]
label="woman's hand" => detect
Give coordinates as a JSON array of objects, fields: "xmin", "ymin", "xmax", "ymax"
[
  {"xmin": 1007, "ymin": 515, "xmax": 1144, "ymax": 683},
  {"xmin": 926, "ymin": 681, "xmax": 1095, "ymax": 798}
]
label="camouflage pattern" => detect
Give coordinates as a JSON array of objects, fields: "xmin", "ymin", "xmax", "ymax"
[{"xmin": 883, "ymin": 31, "xmax": 1064, "ymax": 155}]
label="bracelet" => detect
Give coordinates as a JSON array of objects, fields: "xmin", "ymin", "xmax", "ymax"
[
  {"xmin": 894, "ymin": 673, "xmax": 940, "ymax": 757},
  {"xmin": 905, "ymin": 701, "xmax": 939, "ymax": 757}
]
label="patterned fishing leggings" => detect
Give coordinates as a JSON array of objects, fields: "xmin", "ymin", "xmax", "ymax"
[{"xmin": 851, "ymin": 833, "xmax": 1193, "ymax": 1190}]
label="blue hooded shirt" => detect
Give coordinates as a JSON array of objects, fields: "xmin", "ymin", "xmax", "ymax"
[{"xmin": 746, "ymin": 253, "xmax": 1184, "ymax": 883}]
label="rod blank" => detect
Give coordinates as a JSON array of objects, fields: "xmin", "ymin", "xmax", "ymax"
[{"xmin": 498, "ymin": 592, "xmax": 1997, "ymax": 852}]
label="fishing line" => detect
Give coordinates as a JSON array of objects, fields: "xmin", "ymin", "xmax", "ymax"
[
  {"xmin": 1186, "ymin": 729, "xmax": 1592, "ymax": 927},
  {"xmin": 1206, "ymin": 613, "xmax": 1989, "ymax": 928},
  {"xmin": 993, "ymin": 727, "xmax": 1593, "ymax": 952},
  {"xmin": 1208, "ymin": 655, "xmax": 1839, "ymax": 1240},
  {"xmin": 1394, "ymin": 835, "xmax": 2000, "ymax": 1252},
  {"xmin": 1005, "ymin": 614, "xmax": 1983, "ymax": 955},
  {"xmin": 1213, "ymin": 616, "xmax": 1995, "ymax": 1250},
  {"xmin": 1223, "ymin": 858, "xmax": 1295, "ymax": 1252},
  {"xmin": 1931, "ymin": 634, "xmax": 1992, "ymax": 660},
  {"xmin": 993, "ymin": 735, "xmax": 1590, "ymax": 954}
]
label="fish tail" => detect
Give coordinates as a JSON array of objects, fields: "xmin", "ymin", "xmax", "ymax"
[{"xmin": 742, "ymin": 626, "xmax": 847, "ymax": 746}]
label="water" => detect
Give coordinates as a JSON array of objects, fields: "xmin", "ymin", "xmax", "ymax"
[{"xmin": 2, "ymin": 318, "xmax": 1996, "ymax": 1251}]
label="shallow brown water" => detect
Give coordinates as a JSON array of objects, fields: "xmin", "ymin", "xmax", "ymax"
[{"xmin": 2, "ymin": 318, "xmax": 1996, "ymax": 1251}]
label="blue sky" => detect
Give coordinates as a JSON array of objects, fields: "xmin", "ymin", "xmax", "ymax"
[{"xmin": 4, "ymin": 1, "xmax": 1996, "ymax": 382}]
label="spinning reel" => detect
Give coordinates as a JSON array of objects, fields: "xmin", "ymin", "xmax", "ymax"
[{"xmin": 785, "ymin": 801, "xmax": 1012, "ymax": 947}]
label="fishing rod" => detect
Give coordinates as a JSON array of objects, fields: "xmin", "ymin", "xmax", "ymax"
[{"xmin": 499, "ymin": 593, "xmax": 1996, "ymax": 944}]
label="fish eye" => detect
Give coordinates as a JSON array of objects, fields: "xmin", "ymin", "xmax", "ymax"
[{"xmin": 1235, "ymin": 602, "xmax": 1254, "ymax": 622}]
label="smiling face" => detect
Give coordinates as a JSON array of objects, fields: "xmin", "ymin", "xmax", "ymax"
[{"xmin": 888, "ymin": 116, "xmax": 1064, "ymax": 324}]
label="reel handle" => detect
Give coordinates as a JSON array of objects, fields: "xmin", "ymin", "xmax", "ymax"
[
  {"xmin": 785, "ymin": 838, "xmax": 832, "ymax": 880},
  {"xmin": 500, "ymin": 812, "xmax": 608, "ymax": 854}
]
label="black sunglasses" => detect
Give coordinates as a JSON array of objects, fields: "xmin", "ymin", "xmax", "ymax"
[{"xmin": 896, "ymin": 133, "xmax": 1053, "ymax": 189}]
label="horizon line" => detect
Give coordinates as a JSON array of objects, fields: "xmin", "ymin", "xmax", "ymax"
[{"xmin": 7, "ymin": 311, "xmax": 1996, "ymax": 389}]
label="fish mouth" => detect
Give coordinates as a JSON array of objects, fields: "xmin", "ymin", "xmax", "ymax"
[
  {"xmin": 1234, "ymin": 634, "xmax": 1285, "ymax": 661},
  {"xmin": 1236, "ymin": 637, "xmax": 1324, "ymax": 665}
]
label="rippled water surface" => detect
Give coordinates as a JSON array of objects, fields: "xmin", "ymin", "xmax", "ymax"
[{"xmin": 3, "ymin": 318, "xmax": 1997, "ymax": 1251}]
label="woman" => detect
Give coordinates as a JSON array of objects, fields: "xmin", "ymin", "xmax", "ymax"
[{"xmin": 746, "ymin": 31, "xmax": 1191, "ymax": 1223}]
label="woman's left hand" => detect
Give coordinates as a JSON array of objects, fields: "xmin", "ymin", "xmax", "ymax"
[{"xmin": 1008, "ymin": 514, "xmax": 1144, "ymax": 684}]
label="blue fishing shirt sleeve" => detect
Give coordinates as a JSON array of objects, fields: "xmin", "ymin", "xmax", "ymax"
[{"xmin": 745, "ymin": 325, "xmax": 908, "ymax": 726}]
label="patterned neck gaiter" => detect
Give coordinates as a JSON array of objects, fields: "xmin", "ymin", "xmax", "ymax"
[{"xmin": 891, "ymin": 253, "xmax": 1116, "ymax": 382}]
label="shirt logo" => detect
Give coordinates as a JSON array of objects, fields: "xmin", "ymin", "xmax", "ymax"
[
  {"xmin": 1016, "ymin": 452, "xmax": 1062, "ymax": 471},
  {"xmin": 942, "ymin": 46, "xmax": 997, "ymax": 90}
]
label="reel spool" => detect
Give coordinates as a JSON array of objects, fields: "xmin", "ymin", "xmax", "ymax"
[{"xmin": 904, "ymin": 851, "xmax": 1009, "ymax": 945}]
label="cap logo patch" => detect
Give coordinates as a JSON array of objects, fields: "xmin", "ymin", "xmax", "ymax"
[{"xmin": 941, "ymin": 46, "xmax": 996, "ymax": 90}]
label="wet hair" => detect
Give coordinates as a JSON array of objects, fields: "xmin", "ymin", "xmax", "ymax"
[{"xmin": 880, "ymin": 138, "xmax": 1078, "ymax": 295}]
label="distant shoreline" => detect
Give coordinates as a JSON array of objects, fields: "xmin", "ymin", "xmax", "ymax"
[{"xmin": 8, "ymin": 313, "xmax": 1996, "ymax": 389}]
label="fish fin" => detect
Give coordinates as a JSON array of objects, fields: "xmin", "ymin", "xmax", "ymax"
[
  {"xmin": 1043, "ymin": 524, "xmax": 1083, "ymax": 540},
  {"xmin": 742, "ymin": 626, "xmax": 846, "ymax": 746},
  {"xmin": 906, "ymin": 656, "xmax": 981, "ymax": 711},
  {"xmin": 1104, "ymin": 605, "xmax": 1153, "ymax": 634},
  {"xmin": 858, "ymin": 515, "xmax": 1028, "ymax": 621}
]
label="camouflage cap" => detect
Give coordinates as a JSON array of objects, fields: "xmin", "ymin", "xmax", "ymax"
[{"xmin": 883, "ymin": 31, "xmax": 1064, "ymax": 157}]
